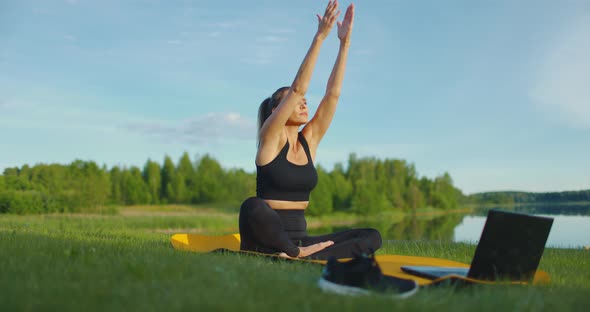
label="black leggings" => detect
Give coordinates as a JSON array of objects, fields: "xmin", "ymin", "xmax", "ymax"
[{"xmin": 238, "ymin": 197, "xmax": 382, "ymax": 260}]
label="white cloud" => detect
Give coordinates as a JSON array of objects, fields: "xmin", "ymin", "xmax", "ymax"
[
  {"xmin": 0, "ymin": 96, "xmax": 256, "ymax": 145},
  {"xmin": 530, "ymin": 17, "xmax": 590, "ymax": 129},
  {"xmin": 125, "ymin": 112, "xmax": 256, "ymax": 144}
]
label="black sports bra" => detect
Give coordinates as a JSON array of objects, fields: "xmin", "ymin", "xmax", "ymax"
[{"xmin": 256, "ymin": 133, "xmax": 318, "ymax": 201}]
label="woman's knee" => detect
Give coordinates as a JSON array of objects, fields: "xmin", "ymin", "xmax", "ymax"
[
  {"xmin": 363, "ymin": 228, "xmax": 382, "ymax": 251},
  {"xmin": 240, "ymin": 197, "xmax": 267, "ymax": 215},
  {"xmin": 240, "ymin": 197, "xmax": 280, "ymax": 225}
]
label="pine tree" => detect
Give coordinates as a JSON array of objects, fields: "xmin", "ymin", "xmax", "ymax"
[
  {"xmin": 160, "ymin": 155, "xmax": 176, "ymax": 203},
  {"xmin": 176, "ymin": 152, "xmax": 195, "ymax": 203},
  {"xmin": 110, "ymin": 166, "xmax": 124, "ymax": 205},
  {"xmin": 143, "ymin": 159, "xmax": 162, "ymax": 204},
  {"xmin": 123, "ymin": 167, "xmax": 151, "ymax": 205},
  {"xmin": 195, "ymin": 154, "xmax": 227, "ymax": 203},
  {"xmin": 330, "ymin": 163, "xmax": 352, "ymax": 211}
]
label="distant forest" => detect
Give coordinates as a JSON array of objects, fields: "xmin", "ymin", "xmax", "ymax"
[
  {"xmin": 465, "ymin": 190, "xmax": 590, "ymax": 205},
  {"xmin": 0, "ymin": 153, "xmax": 462, "ymax": 215},
  {"xmin": 1, "ymin": 153, "xmax": 587, "ymax": 215}
]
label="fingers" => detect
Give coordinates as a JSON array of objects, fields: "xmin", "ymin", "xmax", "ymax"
[
  {"xmin": 316, "ymin": 1, "xmax": 340, "ymax": 39},
  {"xmin": 322, "ymin": 0, "xmax": 339, "ymax": 23},
  {"xmin": 336, "ymin": 3, "xmax": 354, "ymax": 41},
  {"xmin": 307, "ymin": 241, "xmax": 334, "ymax": 256},
  {"xmin": 321, "ymin": 240, "xmax": 334, "ymax": 248},
  {"xmin": 339, "ymin": 4, "xmax": 353, "ymax": 25},
  {"xmin": 346, "ymin": 3, "xmax": 354, "ymax": 24},
  {"xmin": 296, "ymin": 240, "xmax": 335, "ymax": 258},
  {"xmin": 309, "ymin": 240, "xmax": 334, "ymax": 253},
  {"xmin": 347, "ymin": 3, "xmax": 355, "ymax": 16},
  {"xmin": 324, "ymin": 0, "xmax": 338, "ymax": 17}
]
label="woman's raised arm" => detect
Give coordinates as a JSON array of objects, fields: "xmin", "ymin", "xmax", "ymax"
[
  {"xmin": 258, "ymin": 0, "xmax": 340, "ymax": 147},
  {"xmin": 303, "ymin": 3, "xmax": 354, "ymax": 150}
]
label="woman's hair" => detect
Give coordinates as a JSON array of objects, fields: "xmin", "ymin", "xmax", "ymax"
[{"xmin": 257, "ymin": 86, "xmax": 290, "ymax": 143}]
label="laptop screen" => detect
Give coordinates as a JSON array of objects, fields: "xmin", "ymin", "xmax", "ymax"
[{"xmin": 467, "ymin": 209, "xmax": 554, "ymax": 281}]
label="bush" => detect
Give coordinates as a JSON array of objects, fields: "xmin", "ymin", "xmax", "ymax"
[{"xmin": 0, "ymin": 190, "xmax": 46, "ymax": 214}]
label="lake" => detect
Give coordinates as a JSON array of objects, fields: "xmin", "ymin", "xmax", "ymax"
[
  {"xmin": 309, "ymin": 203, "xmax": 590, "ymax": 249},
  {"xmin": 455, "ymin": 204, "xmax": 590, "ymax": 248}
]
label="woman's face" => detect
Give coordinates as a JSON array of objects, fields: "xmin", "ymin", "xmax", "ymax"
[
  {"xmin": 272, "ymin": 89, "xmax": 309, "ymax": 125},
  {"xmin": 288, "ymin": 97, "xmax": 309, "ymax": 125}
]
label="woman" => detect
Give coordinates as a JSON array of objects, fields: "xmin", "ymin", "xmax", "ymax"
[{"xmin": 239, "ymin": 0, "xmax": 382, "ymax": 260}]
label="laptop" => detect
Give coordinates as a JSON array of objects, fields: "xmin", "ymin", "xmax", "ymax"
[{"xmin": 401, "ymin": 209, "xmax": 554, "ymax": 281}]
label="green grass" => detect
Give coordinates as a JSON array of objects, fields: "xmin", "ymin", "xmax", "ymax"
[{"xmin": 1, "ymin": 211, "xmax": 589, "ymax": 311}]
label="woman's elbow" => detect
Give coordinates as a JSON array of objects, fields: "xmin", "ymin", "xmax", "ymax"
[
  {"xmin": 290, "ymin": 84, "xmax": 308, "ymax": 96},
  {"xmin": 325, "ymin": 90, "xmax": 341, "ymax": 99}
]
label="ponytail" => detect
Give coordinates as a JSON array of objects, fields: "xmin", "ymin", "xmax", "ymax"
[
  {"xmin": 257, "ymin": 97, "xmax": 273, "ymax": 144},
  {"xmin": 256, "ymin": 86, "xmax": 290, "ymax": 145}
]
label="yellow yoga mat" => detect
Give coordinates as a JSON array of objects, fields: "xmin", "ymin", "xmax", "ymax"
[{"xmin": 170, "ymin": 233, "xmax": 550, "ymax": 287}]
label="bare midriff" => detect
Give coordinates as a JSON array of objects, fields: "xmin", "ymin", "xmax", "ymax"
[{"xmin": 264, "ymin": 199, "xmax": 308, "ymax": 210}]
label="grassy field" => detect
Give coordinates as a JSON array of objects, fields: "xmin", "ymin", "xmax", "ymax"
[{"xmin": 1, "ymin": 206, "xmax": 589, "ymax": 311}]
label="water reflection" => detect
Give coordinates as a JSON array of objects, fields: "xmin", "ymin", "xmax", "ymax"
[
  {"xmin": 454, "ymin": 212, "xmax": 590, "ymax": 249},
  {"xmin": 467, "ymin": 203, "xmax": 590, "ymax": 216},
  {"xmin": 309, "ymin": 203, "xmax": 590, "ymax": 248},
  {"xmin": 309, "ymin": 212, "xmax": 464, "ymax": 242}
]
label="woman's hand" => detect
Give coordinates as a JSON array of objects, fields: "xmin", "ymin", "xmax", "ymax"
[
  {"xmin": 337, "ymin": 3, "xmax": 354, "ymax": 44},
  {"xmin": 316, "ymin": 0, "xmax": 340, "ymax": 40},
  {"xmin": 278, "ymin": 240, "xmax": 334, "ymax": 259}
]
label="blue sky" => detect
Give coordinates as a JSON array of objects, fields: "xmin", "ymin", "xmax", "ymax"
[{"xmin": 1, "ymin": 0, "xmax": 589, "ymax": 194}]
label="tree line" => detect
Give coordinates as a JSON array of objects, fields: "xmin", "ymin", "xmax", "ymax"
[
  {"xmin": 0, "ymin": 153, "xmax": 463, "ymax": 215},
  {"xmin": 465, "ymin": 190, "xmax": 590, "ymax": 205}
]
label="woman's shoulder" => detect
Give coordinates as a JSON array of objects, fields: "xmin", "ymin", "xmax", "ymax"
[{"xmin": 256, "ymin": 134, "xmax": 289, "ymax": 167}]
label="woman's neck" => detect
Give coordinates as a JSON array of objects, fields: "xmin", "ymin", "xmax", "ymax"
[{"xmin": 284, "ymin": 125, "xmax": 300, "ymax": 146}]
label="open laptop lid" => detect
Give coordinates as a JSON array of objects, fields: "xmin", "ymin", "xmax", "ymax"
[
  {"xmin": 401, "ymin": 209, "xmax": 554, "ymax": 281},
  {"xmin": 467, "ymin": 209, "xmax": 554, "ymax": 281}
]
